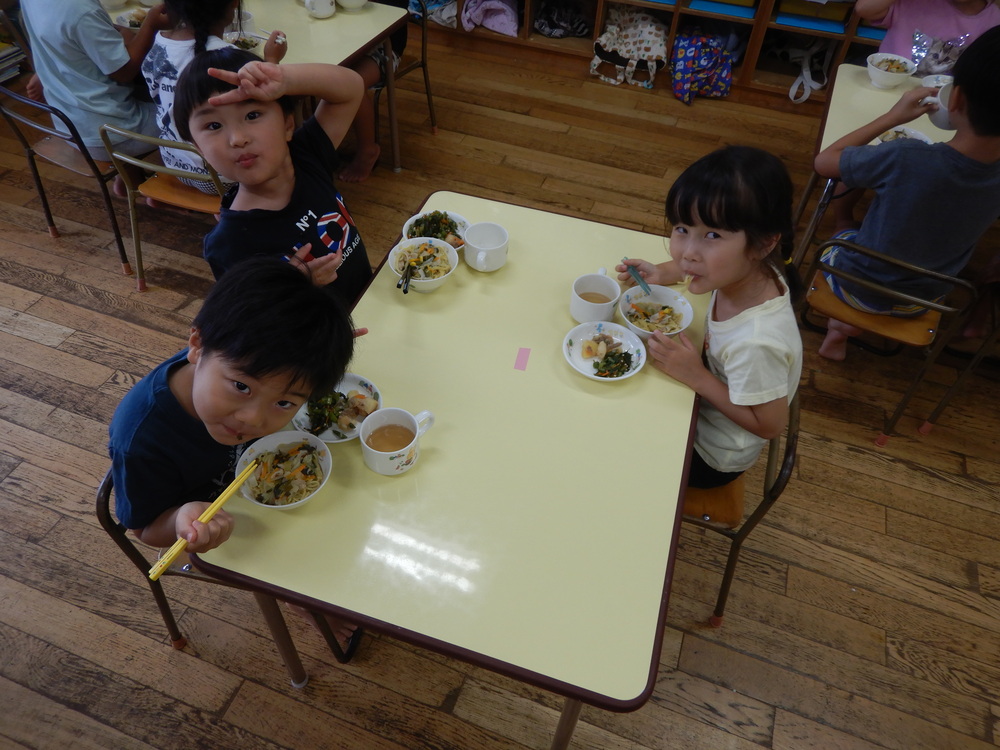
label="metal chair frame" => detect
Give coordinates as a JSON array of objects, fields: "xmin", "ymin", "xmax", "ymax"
[
  {"xmin": 682, "ymin": 393, "xmax": 800, "ymax": 627},
  {"xmin": 100, "ymin": 124, "xmax": 225, "ymax": 291},
  {"xmin": 800, "ymin": 238, "xmax": 976, "ymax": 443},
  {"xmin": 373, "ymin": 0, "xmax": 437, "ymax": 138},
  {"xmin": 0, "ymin": 84, "xmax": 131, "ymax": 275}
]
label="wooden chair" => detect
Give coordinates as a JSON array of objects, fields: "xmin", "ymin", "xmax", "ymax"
[
  {"xmin": 682, "ymin": 393, "xmax": 800, "ymax": 627},
  {"xmin": 800, "ymin": 238, "xmax": 976, "ymax": 445},
  {"xmin": 0, "ymin": 85, "xmax": 132, "ymax": 276},
  {"xmin": 372, "ymin": 0, "xmax": 437, "ymax": 137},
  {"xmin": 96, "ymin": 470, "xmax": 360, "ymax": 675},
  {"xmin": 99, "ymin": 124, "xmax": 225, "ymax": 291}
]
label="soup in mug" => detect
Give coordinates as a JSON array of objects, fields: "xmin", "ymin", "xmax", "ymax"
[
  {"xmin": 578, "ymin": 291, "xmax": 612, "ymax": 304},
  {"xmin": 365, "ymin": 424, "xmax": 415, "ymax": 452}
]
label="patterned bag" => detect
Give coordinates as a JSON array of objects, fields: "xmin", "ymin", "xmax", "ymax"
[
  {"xmin": 590, "ymin": 6, "xmax": 670, "ymax": 89},
  {"xmin": 670, "ymin": 30, "xmax": 732, "ymax": 104}
]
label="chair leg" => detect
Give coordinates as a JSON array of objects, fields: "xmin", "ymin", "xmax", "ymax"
[
  {"xmin": 875, "ymin": 334, "xmax": 954, "ymax": 446},
  {"xmin": 23, "ymin": 151, "xmax": 59, "ymax": 237},
  {"xmin": 710, "ymin": 534, "xmax": 746, "ymax": 627},
  {"xmin": 124, "ymin": 191, "xmax": 147, "ymax": 291},
  {"xmin": 147, "ymin": 578, "xmax": 188, "ymax": 649},
  {"xmin": 97, "ymin": 176, "xmax": 133, "ymax": 276},
  {"xmin": 791, "ymin": 177, "xmax": 834, "ymax": 267}
]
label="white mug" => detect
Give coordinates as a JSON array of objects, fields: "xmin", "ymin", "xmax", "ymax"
[
  {"xmin": 305, "ymin": 0, "xmax": 336, "ymax": 18},
  {"xmin": 922, "ymin": 82, "xmax": 954, "ymax": 131},
  {"xmin": 359, "ymin": 407, "xmax": 434, "ymax": 476},
  {"xmin": 570, "ymin": 269, "xmax": 621, "ymax": 324},
  {"xmin": 464, "ymin": 222, "xmax": 509, "ymax": 272}
]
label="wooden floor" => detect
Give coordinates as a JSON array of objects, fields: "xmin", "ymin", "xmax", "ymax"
[{"xmin": 3, "ymin": 28, "xmax": 1000, "ymax": 750}]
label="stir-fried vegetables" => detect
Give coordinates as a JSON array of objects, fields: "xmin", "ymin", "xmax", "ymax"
[
  {"xmin": 593, "ymin": 350, "xmax": 633, "ymax": 378},
  {"xmin": 626, "ymin": 301, "xmax": 684, "ymax": 334},
  {"xmin": 406, "ymin": 211, "xmax": 465, "ymax": 248},
  {"xmin": 245, "ymin": 441, "xmax": 324, "ymax": 506},
  {"xmin": 394, "ymin": 242, "xmax": 452, "ymax": 279},
  {"xmin": 305, "ymin": 390, "xmax": 377, "ymax": 437}
]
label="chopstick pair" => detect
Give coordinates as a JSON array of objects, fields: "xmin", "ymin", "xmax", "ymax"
[
  {"xmin": 397, "ymin": 261, "xmax": 414, "ymax": 294},
  {"xmin": 147, "ymin": 459, "xmax": 259, "ymax": 581},
  {"xmin": 621, "ymin": 257, "xmax": 652, "ymax": 296}
]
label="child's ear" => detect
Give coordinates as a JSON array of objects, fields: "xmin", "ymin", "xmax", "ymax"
[
  {"xmin": 187, "ymin": 327, "xmax": 204, "ymax": 364},
  {"xmin": 755, "ymin": 234, "xmax": 781, "ymax": 260},
  {"xmin": 284, "ymin": 112, "xmax": 295, "ymax": 142}
]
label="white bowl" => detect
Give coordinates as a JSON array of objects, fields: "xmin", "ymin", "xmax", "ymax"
[
  {"xmin": 292, "ymin": 373, "xmax": 381, "ymax": 442},
  {"xmin": 921, "ymin": 74, "xmax": 953, "ymax": 89},
  {"xmin": 867, "ymin": 53, "xmax": 916, "ymax": 89},
  {"xmin": 237, "ymin": 431, "xmax": 332, "ymax": 510},
  {"xmin": 618, "ymin": 284, "xmax": 694, "ymax": 341},
  {"xmin": 223, "ymin": 31, "xmax": 262, "ymax": 52},
  {"xmin": 563, "ymin": 321, "xmax": 645, "ymax": 382},
  {"xmin": 337, "ymin": 0, "xmax": 370, "ymax": 11},
  {"xmin": 402, "ymin": 210, "xmax": 469, "ymax": 249},
  {"xmin": 388, "ymin": 237, "xmax": 459, "ymax": 293},
  {"xmin": 225, "ymin": 9, "xmax": 254, "ymax": 34},
  {"xmin": 874, "ymin": 126, "xmax": 933, "ymax": 144}
]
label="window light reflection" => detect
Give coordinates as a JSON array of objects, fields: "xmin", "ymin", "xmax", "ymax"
[{"xmin": 363, "ymin": 523, "xmax": 480, "ymax": 593}]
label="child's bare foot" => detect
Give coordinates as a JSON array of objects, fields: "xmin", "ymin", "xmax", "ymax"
[
  {"xmin": 112, "ymin": 175, "xmax": 128, "ymax": 198},
  {"xmin": 818, "ymin": 319, "xmax": 862, "ymax": 361},
  {"xmin": 338, "ymin": 143, "xmax": 380, "ymax": 183},
  {"xmin": 285, "ymin": 602, "xmax": 360, "ymax": 659}
]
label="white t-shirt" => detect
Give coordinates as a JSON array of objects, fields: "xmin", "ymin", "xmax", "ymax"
[
  {"xmin": 695, "ymin": 280, "xmax": 802, "ymax": 473},
  {"xmin": 21, "ymin": 0, "xmax": 156, "ymax": 149},
  {"xmin": 141, "ymin": 33, "xmax": 231, "ymax": 177}
]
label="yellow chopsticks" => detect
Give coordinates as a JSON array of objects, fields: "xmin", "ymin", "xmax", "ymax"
[{"xmin": 148, "ymin": 459, "xmax": 259, "ymax": 581}]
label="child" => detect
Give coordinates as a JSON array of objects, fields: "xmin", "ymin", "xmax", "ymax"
[
  {"xmin": 616, "ymin": 146, "xmax": 802, "ymax": 490},
  {"xmin": 338, "ymin": 0, "xmax": 409, "ymax": 183},
  {"xmin": 108, "ymin": 256, "xmax": 355, "ymax": 551},
  {"xmin": 20, "ymin": 0, "xmax": 170, "ymax": 162},
  {"xmin": 812, "ymin": 25, "xmax": 1000, "ymax": 361},
  {"xmin": 141, "ymin": 0, "xmax": 287, "ymax": 193},
  {"xmin": 855, "ymin": 0, "xmax": 1000, "ymax": 74},
  {"xmin": 173, "ymin": 49, "xmax": 372, "ymax": 308}
]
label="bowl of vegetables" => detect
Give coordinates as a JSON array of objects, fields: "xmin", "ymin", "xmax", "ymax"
[
  {"xmin": 237, "ymin": 431, "xmax": 332, "ymax": 510},
  {"xmin": 563, "ymin": 321, "xmax": 645, "ymax": 382},
  {"xmin": 618, "ymin": 284, "xmax": 694, "ymax": 341},
  {"xmin": 224, "ymin": 31, "xmax": 261, "ymax": 52},
  {"xmin": 292, "ymin": 373, "xmax": 380, "ymax": 442},
  {"xmin": 866, "ymin": 53, "xmax": 915, "ymax": 89},
  {"xmin": 402, "ymin": 210, "xmax": 468, "ymax": 249},
  {"xmin": 388, "ymin": 237, "xmax": 459, "ymax": 293}
]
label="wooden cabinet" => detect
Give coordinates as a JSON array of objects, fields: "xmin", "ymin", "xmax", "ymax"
[{"xmin": 435, "ymin": 0, "xmax": 887, "ymax": 101}]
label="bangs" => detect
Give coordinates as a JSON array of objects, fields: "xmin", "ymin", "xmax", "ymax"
[
  {"xmin": 173, "ymin": 47, "xmax": 263, "ymax": 141},
  {"xmin": 666, "ymin": 164, "xmax": 759, "ymax": 232}
]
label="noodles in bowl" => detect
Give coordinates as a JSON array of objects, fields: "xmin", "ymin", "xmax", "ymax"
[
  {"xmin": 618, "ymin": 284, "xmax": 694, "ymax": 341},
  {"xmin": 237, "ymin": 431, "xmax": 332, "ymax": 509},
  {"xmin": 388, "ymin": 237, "xmax": 459, "ymax": 293}
]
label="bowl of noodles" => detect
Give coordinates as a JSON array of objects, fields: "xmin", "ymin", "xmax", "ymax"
[
  {"xmin": 237, "ymin": 431, "xmax": 332, "ymax": 510},
  {"xmin": 387, "ymin": 237, "xmax": 459, "ymax": 293},
  {"xmin": 866, "ymin": 53, "xmax": 916, "ymax": 89},
  {"xmin": 618, "ymin": 284, "xmax": 694, "ymax": 341}
]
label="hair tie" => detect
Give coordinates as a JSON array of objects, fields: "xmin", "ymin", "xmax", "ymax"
[{"xmin": 784, "ymin": 257, "xmax": 794, "ymax": 265}]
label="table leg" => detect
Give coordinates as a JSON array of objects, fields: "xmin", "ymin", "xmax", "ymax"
[
  {"xmin": 254, "ymin": 593, "xmax": 309, "ymax": 689},
  {"xmin": 383, "ymin": 38, "xmax": 401, "ymax": 173},
  {"xmin": 793, "ymin": 171, "xmax": 818, "ymax": 228},
  {"xmin": 549, "ymin": 697, "xmax": 582, "ymax": 750},
  {"xmin": 792, "ymin": 177, "xmax": 835, "ymax": 268}
]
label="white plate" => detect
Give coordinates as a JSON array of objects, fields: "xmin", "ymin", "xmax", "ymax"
[
  {"xmin": 223, "ymin": 31, "xmax": 262, "ymax": 51},
  {"xmin": 292, "ymin": 373, "xmax": 381, "ymax": 442},
  {"xmin": 237, "ymin": 431, "xmax": 332, "ymax": 510},
  {"xmin": 337, "ymin": 0, "xmax": 372, "ymax": 11},
  {"xmin": 563, "ymin": 321, "xmax": 645, "ymax": 382},
  {"xmin": 402, "ymin": 210, "xmax": 469, "ymax": 248},
  {"xmin": 872, "ymin": 127, "xmax": 934, "ymax": 145}
]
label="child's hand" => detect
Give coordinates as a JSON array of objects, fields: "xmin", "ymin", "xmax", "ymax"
[
  {"xmin": 263, "ymin": 29, "xmax": 288, "ymax": 64},
  {"xmin": 175, "ymin": 502, "xmax": 234, "ymax": 553},
  {"xmin": 648, "ymin": 331, "xmax": 706, "ymax": 387},
  {"xmin": 616, "ymin": 258, "xmax": 657, "ymax": 287},
  {"xmin": 888, "ymin": 86, "xmax": 938, "ymax": 124},
  {"xmin": 208, "ymin": 61, "xmax": 286, "ymax": 106},
  {"xmin": 289, "ymin": 243, "xmax": 343, "ymax": 287}
]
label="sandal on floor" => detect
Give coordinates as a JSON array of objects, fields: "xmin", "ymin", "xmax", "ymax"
[{"xmin": 310, "ymin": 612, "xmax": 364, "ymax": 664}]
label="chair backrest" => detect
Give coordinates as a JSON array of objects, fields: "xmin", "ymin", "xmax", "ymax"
[
  {"xmin": 804, "ymin": 238, "xmax": 976, "ymax": 346},
  {"xmin": 99, "ymin": 123, "xmax": 226, "ymax": 198},
  {"xmin": 0, "ymin": 84, "xmax": 114, "ymax": 176}
]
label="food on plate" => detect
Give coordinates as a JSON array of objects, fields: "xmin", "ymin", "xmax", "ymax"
[
  {"xmin": 230, "ymin": 35, "xmax": 259, "ymax": 50},
  {"xmin": 874, "ymin": 57, "xmax": 909, "ymax": 73},
  {"xmin": 579, "ymin": 333, "xmax": 633, "ymax": 378},
  {"xmin": 124, "ymin": 8, "xmax": 147, "ymax": 26},
  {"xmin": 406, "ymin": 211, "xmax": 465, "ymax": 248},
  {"xmin": 626, "ymin": 300, "xmax": 684, "ymax": 334},
  {"xmin": 244, "ymin": 441, "xmax": 325, "ymax": 506},
  {"xmin": 394, "ymin": 241, "xmax": 453, "ymax": 279},
  {"xmin": 305, "ymin": 389, "xmax": 378, "ymax": 435}
]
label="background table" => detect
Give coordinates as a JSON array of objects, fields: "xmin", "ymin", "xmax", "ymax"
[{"xmin": 195, "ymin": 192, "xmax": 708, "ymax": 747}]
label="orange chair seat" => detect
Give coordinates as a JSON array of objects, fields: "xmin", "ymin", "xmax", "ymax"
[
  {"xmin": 138, "ymin": 173, "xmax": 221, "ymax": 214},
  {"xmin": 34, "ymin": 135, "xmax": 114, "ymax": 178},
  {"xmin": 807, "ymin": 271, "xmax": 940, "ymax": 348},
  {"xmin": 683, "ymin": 475, "xmax": 745, "ymax": 529}
]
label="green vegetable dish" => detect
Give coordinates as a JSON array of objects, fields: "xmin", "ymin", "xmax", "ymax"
[
  {"xmin": 593, "ymin": 350, "xmax": 633, "ymax": 378},
  {"xmin": 406, "ymin": 211, "xmax": 465, "ymax": 248}
]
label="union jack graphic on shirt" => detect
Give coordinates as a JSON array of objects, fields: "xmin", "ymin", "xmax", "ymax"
[{"xmin": 316, "ymin": 194, "xmax": 356, "ymax": 253}]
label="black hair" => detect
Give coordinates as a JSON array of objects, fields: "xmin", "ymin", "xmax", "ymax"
[
  {"xmin": 192, "ymin": 257, "xmax": 355, "ymax": 397},
  {"xmin": 666, "ymin": 145, "xmax": 801, "ymax": 299},
  {"xmin": 952, "ymin": 26, "xmax": 1000, "ymax": 137},
  {"xmin": 173, "ymin": 47, "xmax": 296, "ymax": 142},
  {"xmin": 164, "ymin": 0, "xmax": 242, "ymax": 56}
]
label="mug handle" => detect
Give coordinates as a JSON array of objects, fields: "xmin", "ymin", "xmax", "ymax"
[{"xmin": 414, "ymin": 410, "xmax": 435, "ymax": 436}]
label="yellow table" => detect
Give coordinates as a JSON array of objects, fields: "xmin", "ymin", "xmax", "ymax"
[
  {"xmin": 194, "ymin": 191, "xmax": 708, "ymax": 749},
  {"xmin": 793, "ymin": 63, "xmax": 953, "ymax": 265},
  {"xmin": 235, "ymin": 0, "xmax": 408, "ymax": 172}
]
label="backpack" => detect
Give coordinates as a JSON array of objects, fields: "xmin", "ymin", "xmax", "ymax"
[
  {"xmin": 590, "ymin": 6, "xmax": 670, "ymax": 89},
  {"xmin": 670, "ymin": 30, "xmax": 733, "ymax": 104}
]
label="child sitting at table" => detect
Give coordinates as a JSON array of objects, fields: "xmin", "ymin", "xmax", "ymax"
[
  {"xmin": 855, "ymin": 0, "xmax": 1000, "ymax": 75},
  {"xmin": 812, "ymin": 25, "xmax": 1000, "ymax": 361},
  {"xmin": 141, "ymin": 0, "xmax": 287, "ymax": 194},
  {"xmin": 173, "ymin": 48, "xmax": 373, "ymax": 308},
  {"xmin": 616, "ymin": 146, "xmax": 802, "ymax": 490},
  {"xmin": 108, "ymin": 257, "xmax": 362, "ymax": 657}
]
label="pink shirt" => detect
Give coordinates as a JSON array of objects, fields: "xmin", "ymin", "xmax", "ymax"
[{"xmin": 877, "ymin": 0, "xmax": 1000, "ymax": 59}]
